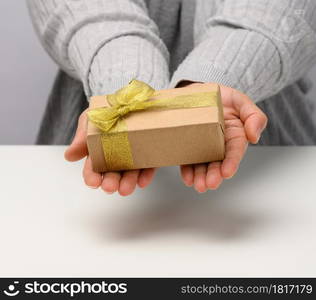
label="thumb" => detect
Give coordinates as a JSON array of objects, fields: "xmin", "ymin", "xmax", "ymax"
[
  {"xmin": 64, "ymin": 110, "xmax": 89, "ymax": 162},
  {"xmin": 235, "ymin": 92, "xmax": 268, "ymax": 144}
]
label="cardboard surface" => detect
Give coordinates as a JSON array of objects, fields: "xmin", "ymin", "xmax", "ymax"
[{"xmin": 87, "ymin": 84, "xmax": 225, "ymax": 172}]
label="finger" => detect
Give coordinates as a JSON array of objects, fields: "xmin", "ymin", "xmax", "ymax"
[
  {"xmin": 119, "ymin": 170, "xmax": 140, "ymax": 196},
  {"xmin": 193, "ymin": 164, "xmax": 208, "ymax": 193},
  {"xmin": 244, "ymin": 110, "xmax": 268, "ymax": 144},
  {"xmin": 65, "ymin": 110, "xmax": 89, "ymax": 162},
  {"xmin": 101, "ymin": 172, "xmax": 121, "ymax": 194},
  {"xmin": 221, "ymin": 136, "xmax": 248, "ymax": 179},
  {"xmin": 82, "ymin": 156, "xmax": 102, "ymax": 189},
  {"xmin": 232, "ymin": 91, "xmax": 268, "ymax": 144},
  {"xmin": 180, "ymin": 164, "xmax": 194, "ymax": 187},
  {"xmin": 138, "ymin": 168, "xmax": 156, "ymax": 188},
  {"xmin": 206, "ymin": 162, "xmax": 223, "ymax": 190}
]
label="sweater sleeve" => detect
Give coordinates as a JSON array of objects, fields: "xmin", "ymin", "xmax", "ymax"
[
  {"xmin": 170, "ymin": 0, "xmax": 316, "ymax": 102},
  {"xmin": 26, "ymin": 0, "xmax": 170, "ymax": 97}
]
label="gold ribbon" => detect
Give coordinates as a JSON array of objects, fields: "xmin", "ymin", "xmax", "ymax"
[{"xmin": 87, "ymin": 80, "xmax": 219, "ymax": 171}]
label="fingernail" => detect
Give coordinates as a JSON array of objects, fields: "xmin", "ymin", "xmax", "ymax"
[
  {"xmin": 196, "ymin": 187, "xmax": 207, "ymax": 194},
  {"xmin": 256, "ymin": 126, "xmax": 265, "ymax": 141},
  {"xmin": 88, "ymin": 185, "xmax": 98, "ymax": 189},
  {"xmin": 105, "ymin": 191, "xmax": 114, "ymax": 194}
]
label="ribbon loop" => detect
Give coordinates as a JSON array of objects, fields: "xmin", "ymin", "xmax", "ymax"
[{"xmin": 116, "ymin": 104, "xmax": 131, "ymax": 118}]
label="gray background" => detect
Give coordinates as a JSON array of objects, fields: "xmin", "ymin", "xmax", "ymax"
[{"xmin": 1, "ymin": 1, "xmax": 316, "ymax": 145}]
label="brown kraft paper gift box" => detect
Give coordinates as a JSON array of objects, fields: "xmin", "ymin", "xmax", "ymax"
[{"xmin": 87, "ymin": 83, "xmax": 225, "ymax": 173}]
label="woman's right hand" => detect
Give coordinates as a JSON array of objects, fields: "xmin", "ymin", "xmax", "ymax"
[{"xmin": 64, "ymin": 109, "xmax": 156, "ymax": 196}]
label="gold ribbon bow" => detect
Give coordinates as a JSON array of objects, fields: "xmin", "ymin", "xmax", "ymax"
[{"xmin": 87, "ymin": 80, "xmax": 219, "ymax": 171}]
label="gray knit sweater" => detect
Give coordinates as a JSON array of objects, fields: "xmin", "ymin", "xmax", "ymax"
[{"xmin": 27, "ymin": 0, "xmax": 316, "ymax": 103}]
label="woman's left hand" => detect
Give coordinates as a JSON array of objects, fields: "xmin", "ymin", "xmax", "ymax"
[{"xmin": 180, "ymin": 83, "xmax": 268, "ymax": 193}]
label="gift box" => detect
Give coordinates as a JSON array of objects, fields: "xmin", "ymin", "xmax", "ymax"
[{"xmin": 87, "ymin": 80, "xmax": 225, "ymax": 173}]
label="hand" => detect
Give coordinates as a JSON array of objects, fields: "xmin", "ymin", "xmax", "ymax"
[
  {"xmin": 179, "ymin": 83, "xmax": 268, "ymax": 193},
  {"xmin": 64, "ymin": 109, "xmax": 156, "ymax": 196}
]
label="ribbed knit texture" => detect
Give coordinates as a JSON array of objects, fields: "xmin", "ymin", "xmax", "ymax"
[
  {"xmin": 31, "ymin": 0, "xmax": 316, "ymax": 146},
  {"xmin": 27, "ymin": 0, "xmax": 170, "ymax": 97},
  {"xmin": 171, "ymin": 0, "xmax": 316, "ymax": 102},
  {"xmin": 27, "ymin": 0, "xmax": 316, "ymax": 103}
]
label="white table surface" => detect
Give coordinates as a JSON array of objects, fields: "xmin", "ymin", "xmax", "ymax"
[{"xmin": 0, "ymin": 146, "xmax": 315, "ymax": 277}]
